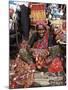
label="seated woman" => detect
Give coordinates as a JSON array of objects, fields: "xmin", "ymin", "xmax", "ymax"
[{"xmin": 28, "ymin": 24, "xmax": 48, "ymax": 49}]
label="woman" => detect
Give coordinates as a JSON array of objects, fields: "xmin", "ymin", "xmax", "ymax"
[{"xmin": 29, "ymin": 24, "xmax": 48, "ymax": 49}]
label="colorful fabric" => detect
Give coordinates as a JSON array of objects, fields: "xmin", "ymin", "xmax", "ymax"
[{"xmin": 33, "ymin": 32, "xmax": 48, "ymax": 49}]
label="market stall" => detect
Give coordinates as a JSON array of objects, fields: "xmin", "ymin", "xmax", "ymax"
[
  {"xmin": 29, "ymin": 3, "xmax": 46, "ymax": 31},
  {"xmin": 9, "ymin": 1, "xmax": 66, "ymax": 88}
]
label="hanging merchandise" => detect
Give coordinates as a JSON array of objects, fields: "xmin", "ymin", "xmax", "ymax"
[{"xmin": 30, "ymin": 4, "xmax": 46, "ymax": 23}]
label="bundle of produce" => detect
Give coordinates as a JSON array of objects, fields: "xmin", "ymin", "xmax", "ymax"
[
  {"xmin": 34, "ymin": 71, "xmax": 65, "ymax": 86},
  {"xmin": 48, "ymin": 62, "xmax": 65, "ymax": 86},
  {"xmin": 49, "ymin": 45, "xmax": 61, "ymax": 58},
  {"xmin": 9, "ymin": 56, "xmax": 35, "ymax": 88},
  {"xmin": 48, "ymin": 56, "xmax": 63, "ymax": 73},
  {"xmin": 34, "ymin": 72, "xmax": 50, "ymax": 86},
  {"xmin": 19, "ymin": 48, "xmax": 34, "ymax": 64}
]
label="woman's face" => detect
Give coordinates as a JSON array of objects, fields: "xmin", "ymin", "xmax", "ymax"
[
  {"xmin": 54, "ymin": 27, "xmax": 59, "ymax": 35},
  {"xmin": 38, "ymin": 29, "xmax": 45, "ymax": 38}
]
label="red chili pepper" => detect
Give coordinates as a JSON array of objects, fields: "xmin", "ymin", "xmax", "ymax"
[
  {"xmin": 48, "ymin": 57, "xmax": 63, "ymax": 73},
  {"xmin": 10, "ymin": 81, "xmax": 17, "ymax": 89}
]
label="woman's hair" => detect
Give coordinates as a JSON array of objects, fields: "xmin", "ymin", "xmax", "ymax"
[{"xmin": 36, "ymin": 24, "xmax": 47, "ymax": 31}]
